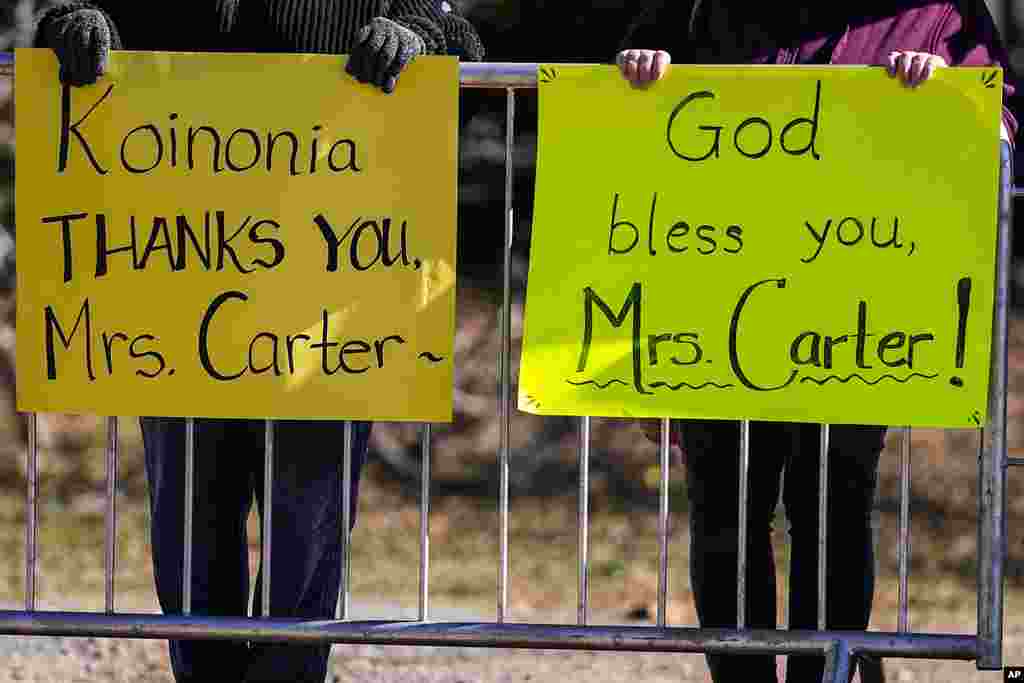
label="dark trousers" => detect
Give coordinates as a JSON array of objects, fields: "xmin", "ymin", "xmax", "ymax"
[
  {"xmin": 683, "ymin": 420, "xmax": 886, "ymax": 683},
  {"xmin": 140, "ymin": 417, "xmax": 370, "ymax": 683}
]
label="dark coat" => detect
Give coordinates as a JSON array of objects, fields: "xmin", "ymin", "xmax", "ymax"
[
  {"xmin": 37, "ymin": 0, "xmax": 476, "ymax": 56},
  {"xmin": 621, "ymin": 0, "xmax": 1018, "ymax": 139}
]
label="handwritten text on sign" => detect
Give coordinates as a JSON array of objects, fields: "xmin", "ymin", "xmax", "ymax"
[
  {"xmin": 16, "ymin": 49, "xmax": 458, "ymax": 421},
  {"xmin": 519, "ymin": 65, "xmax": 1001, "ymax": 428}
]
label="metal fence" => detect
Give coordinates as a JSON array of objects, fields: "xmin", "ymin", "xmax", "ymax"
[{"xmin": 0, "ymin": 54, "xmax": 1018, "ymax": 683}]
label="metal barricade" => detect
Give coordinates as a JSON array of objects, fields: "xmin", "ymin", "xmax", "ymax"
[{"xmin": 0, "ymin": 54, "xmax": 1016, "ymax": 683}]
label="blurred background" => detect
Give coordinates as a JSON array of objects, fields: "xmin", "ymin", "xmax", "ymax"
[{"xmin": 3, "ymin": 2, "xmax": 1024, "ymax": 681}]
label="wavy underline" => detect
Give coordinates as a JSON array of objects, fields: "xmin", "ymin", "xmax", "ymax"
[
  {"xmin": 418, "ymin": 352, "xmax": 445, "ymax": 363},
  {"xmin": 567, "ymin": 379, "xmax": 734, "ymax": 391},
  {"xmin": 799, "ymin": 372, "xmax": 939, "ymax": 386},
  {"xmin": 649, "ymin": 380, "xmax": 734, "ymax": 390},
  {"xmin": 566, "ymin": 378, "xmax": 629, "ymax": 389},
  {"xmin": 569, "ymin": 374, "xmax": 939, "ymax": 390}
]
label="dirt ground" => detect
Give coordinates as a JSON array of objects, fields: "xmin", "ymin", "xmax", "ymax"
[
  {"xmin": 4, "ymin": 460, "xmax": 1024, "ymax": 683},
  {"xmin": 3, "ymin": 306, "xmax": 1024, "ymax": 682}
]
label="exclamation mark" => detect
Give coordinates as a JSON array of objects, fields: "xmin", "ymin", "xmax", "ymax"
[{"xmin": 950, "ymin": 277, "xmax": 971, "ymax": 387}]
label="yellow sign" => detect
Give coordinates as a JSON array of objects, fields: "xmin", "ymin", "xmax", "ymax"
[
  {"xmin": 16, "ymin": 49, "xmax": 458, "ymax": 421},
  {"xmin": 519, "ymin": 65, "xmax": 1001, "ymax": 428}
]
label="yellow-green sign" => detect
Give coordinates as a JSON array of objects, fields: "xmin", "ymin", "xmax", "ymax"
[
  {"xmin": 519, "ymin": 65, "xmax": 1001, "ymax": 428},
  {"xmin": 16, "ymin": 49, "xmax": 458, "ymax": 421}
]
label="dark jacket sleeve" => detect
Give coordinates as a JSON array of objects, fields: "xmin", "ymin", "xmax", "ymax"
[
  {"xmin": 933, "ymin": 1, "xmax": 1018, "ymax": 143},
  {"xmin": 388, "ymin": 0, "xmax": 484, "ymax": 60},
  {"xmin": 618, "ymin": 1, "xmax": 694, "ymax": 58},
  {"xmin": 35, "ymin": 0, "xmax": 235, "ymax": 51},
  {"xmin": 619, "ymin": 3, "xmax": 661, "ymax": 52}
]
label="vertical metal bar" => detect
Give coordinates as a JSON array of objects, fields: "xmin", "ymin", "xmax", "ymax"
[
  {"xmin": 737, "ymin": 420, "xmax": 750, "ymax": 629},
  {"xmin": 577, "ymin": 416, "xmax": 590, "ymax": 626},
  {"xmin": 977, "ymin": 141, "xmax": 1012, "ymax": 671},
  {"xmin": 497, "ymin": 86, "xmax": 515, "ymax": 624},
  {"xmin": 105, "ymin": 417, "xmax": 118, "ymax": 614},
  {"xmin": 419, "ymin": 423, "xmax": 431, "ymax": 622},
  {"xmin": 338, "ymin": 421, "xmax": 353, "ymax": 620},
  {"xmin": 25, "ymin": 413, "xmax": 38, "ymax": 612},
  {"xmin": 261, "ymin": 420, "xmax": 274, "ymax": 618},
  {"xmin": 657, "ymin": 418, "xmax": 671, "ymax": 628},
  {"xmin": 818, "ymin": 424, "xmax": 830, "ymax": 631},
  {"xmin": 183, "ymin": 418, "xmax": 195, "ymax": 616},
  {"xmin": 897, "ymin": 426, "xmax": 912, "ymax": 633},
  {"xmin": 182, "ymin": 419, "xmax": 193, "ymax": 618}
]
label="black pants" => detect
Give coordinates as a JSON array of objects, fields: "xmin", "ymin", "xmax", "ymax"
[
  {"xmin": 683, "ymin": 420, "xmax": 886, "ymax": 683},
  {"xmin": 141, "ymin": 417, "xmax": 370, "ymax": 683}
]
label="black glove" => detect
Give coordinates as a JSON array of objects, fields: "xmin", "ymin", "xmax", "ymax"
[
  {"xmin": 346, "ymin": 17, "xmax": 427, "ymax": 94},
  {"xmin": 36, "ymin": 5, "xmax": 121, "ymax": 87}
]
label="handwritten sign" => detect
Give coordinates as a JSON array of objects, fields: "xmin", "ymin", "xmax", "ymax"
[
  {"xmin": 16, "ymin": 49, "xmax": 458, "ymax": 421},
  {"xmin": 519, "ymin": 65, "xmax": 1001, "ymax": 428}
]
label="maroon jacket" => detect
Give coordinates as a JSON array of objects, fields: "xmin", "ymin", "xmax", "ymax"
[{"xmin": 621, "ymin": 0, "xmax": 1018, "ymax": 141}]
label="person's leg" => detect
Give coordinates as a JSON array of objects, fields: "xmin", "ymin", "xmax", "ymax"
[
  {"xmin": 141, "ymin": 416, "xmax": 262, "ymax": 683},
  {"xmin": 244, "ymin": 420, "xmax": 371, "ymax": 683},
  {"xmin": 685, "ymin": 419, "xmax": 786, "ymax": 683},
  {"xmin": 783, "ymin": 424, "xmax": 886, "ymax": 683}
]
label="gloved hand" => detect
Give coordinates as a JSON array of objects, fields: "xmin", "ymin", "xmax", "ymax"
[
  {"xmin": 37, "ymin": 7, "xmax": 118, "ymax": 87},
  {"xmin": 346, "ymin": 17, "xmax": 426, "ymax": 94}
]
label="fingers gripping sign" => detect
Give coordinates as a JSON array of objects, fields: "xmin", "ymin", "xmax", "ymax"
[
  {"xmin": 38, "ymin": 7, "xmax": 119, "ymax": 87},
  {"xmin": 345, "ymin": 17, "xmax": 426, "ymax": 94},
  {"xmin": 616, "ymin": 49, "xmax": 672, "ymax": 88},
  {"xmin": 886, "ymin": 50, "xmax": 948, "ymax": 87}
]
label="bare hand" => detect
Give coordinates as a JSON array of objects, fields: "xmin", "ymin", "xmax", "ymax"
[
  {"xmin": 616, "ymin": 49, "xmax": 671, "ymax": 88},
  {"xmin": 886, "ymin": 51, "xmax": 947, "ymax": 87}
]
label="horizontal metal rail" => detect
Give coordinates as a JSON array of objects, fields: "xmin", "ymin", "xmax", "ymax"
[{"xmin": 0, "ymin": 611, "xmax": 980, "ymax": 659}]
